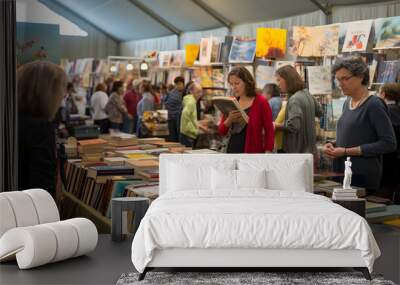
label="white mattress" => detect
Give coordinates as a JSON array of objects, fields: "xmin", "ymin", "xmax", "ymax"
[{"xmin": 131, "ymin": 190, "xmax": 380, "ymax": 273}]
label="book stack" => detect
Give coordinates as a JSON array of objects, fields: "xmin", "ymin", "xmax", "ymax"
[
  {"xmin": 87, "ymin": 165, "xmax": 135, "ymax": 183},
  {"xmin": 104, "ymin": 157, "xmax": 127, "ymax": 166},
  {"xmin": 332, "ymin": 188, "xmax": 358, "ymax": 200},
  {"xmin": 78, "ymin": 138, "xmax": 107, "ymax": 163},
  {"xmin": 64, "ymin": 137, "xmax": 78, "ymax": 158},
  {"xmin": 126, "ymin": 159, "xmax": 159, "ymax": 182},
  {"xmin": 137, "ymin": 137, "xmax": 166, "ymax": 145},
  {"xmin": 108, "ymin": 133, "xmax": 138, "ymax": 147}
]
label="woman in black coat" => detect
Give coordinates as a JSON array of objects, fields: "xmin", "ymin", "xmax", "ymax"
[{"xmin": 17, "ymin": 61, "xmax": 67, "ymax": 198}]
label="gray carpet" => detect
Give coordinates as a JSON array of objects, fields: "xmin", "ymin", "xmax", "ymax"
[{"xmin": 116, "ymin": 272, "xmax": 396, "ymax": 285}]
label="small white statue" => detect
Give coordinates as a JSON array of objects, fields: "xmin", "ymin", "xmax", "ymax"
[{"xmin": 342, "ymin": 157, "xmax": 352, "ymax": 190}]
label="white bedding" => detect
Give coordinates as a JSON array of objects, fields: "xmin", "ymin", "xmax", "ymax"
[{"xmin": 131, "ymin": 190, "xmax": 380, "ymax": 273}]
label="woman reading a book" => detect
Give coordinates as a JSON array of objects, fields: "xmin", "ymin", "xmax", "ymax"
[
  {"xmin": 218, "ymin": 66, "xmax": 274, "ymax": 153},
  {"xmin": 274, "ymin": 65, "xmax": 322, "ymax": 154},
  {"xmin": 323, "ymin": 57, "xmax": 396, "ymax": 194}
]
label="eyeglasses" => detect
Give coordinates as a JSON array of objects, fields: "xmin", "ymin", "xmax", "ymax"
[{"xmin": 335, "ymin": 75, "xmax": 354, "ymax": 84}]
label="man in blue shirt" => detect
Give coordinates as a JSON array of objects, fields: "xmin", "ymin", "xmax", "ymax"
[{"xmin": 164, "ymin": 76, "xmax": 185, "ymax": 142}]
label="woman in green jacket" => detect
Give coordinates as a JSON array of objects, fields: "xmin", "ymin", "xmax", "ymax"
[{"xmin": 179, "ymin": 83, "xmax": 207, "ymax": 148}]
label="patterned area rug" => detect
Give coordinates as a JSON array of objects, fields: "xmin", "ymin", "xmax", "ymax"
[{"xmin": 116, "ymin": 271, "xmax": 395, "ymax": 285}]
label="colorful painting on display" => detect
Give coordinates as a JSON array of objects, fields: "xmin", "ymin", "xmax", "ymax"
[
  {"xmin": 256, "ymin": 28, "xmax": 287, "ymax": 58},
  {"xmin": 292, "ymin": 24, "xmax": 339, "ymax": 57},
  {"xmin": 342, "ymin": 20, "xmax": 372, "ymax": 52},
  {"xmin": 376, "ymin": 60, "xmax": 400, "ymax": 83},
  {"xmin": 192, "ymin": 67, "xmax": 213, "ymax": 88},
  {"xmin": 307, "ymin": 66, "xmax": 332, "ymax": 95},
  {"xmin": 228, "ymin": 38, "xmax": 256, "ymax": 63},
  {"xmin": 375, "ymin": 16, "xmax": 400, "ymax": 49},
  {"xmin": 184, "ymin": 44, "xmax": 200, "ymax": 66},
  {"xmin": 255, "ymin": 65, "xmax": 276, "ymax": 89},
  {"xmin": 199, "ymin": 37, "xmax": 212, "ymax": 64},
  {"xmin": 16, "ymin": 22, "xmax": 60, "ymax": 66}
]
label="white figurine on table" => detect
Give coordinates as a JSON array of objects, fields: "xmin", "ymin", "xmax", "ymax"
[{"xmin": 342, "ymin": 157, "xmax": 352, "ymax": 190}]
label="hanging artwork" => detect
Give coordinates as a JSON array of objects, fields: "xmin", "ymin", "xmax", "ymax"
[
  {"xmin": 376, "ymin": 60, "xmax": 400, "ymax": 83},
  {"xmin": 192, "ymin": 67, "xmax": 213, "ymax": 88},
  {"xmin": 219, "ymin": 36, "xmax": 234, "ymax": 63},
  {"xmin": 170, "ymin": 50, "xmax": 185, "ymax": 67},
  {"xmin": 158, "ymin": 51, "xmax": 172, "ymax": 68},
  {"xmin": 342, "ymin": 20, "xmax": 372, "ymax": 52},
  {"xmin": 199, "ymin": 37, "xmax": 212, "ymax": 65},
  {"xmin": 228, "ymin": 37, "xmax": 256, "ymax": 63},
  {"xmin": 307, "ymin": 66, "xmax": 332, "ymax": 95},
  {"xmin": 375, "ymin": 16, "xmax": 400, "ymax": 49},
  {"xmin": 255, "ymin": 65, "xmax": 276, "ymax": 89},
  {"xmin": 292, "ymin": 24, "xmax": 339, "ymax": 57},
  {"xmin": 184, "ymin": 44, "xmax": 200, "ymax": 66},
  {"xmin": 256, "ymin": 27, "xmax": 287, "ymax": 58}
]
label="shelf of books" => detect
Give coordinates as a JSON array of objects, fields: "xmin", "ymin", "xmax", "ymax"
[{"xmin": 62, "ymin": 133, "xmax": 218, "ymax": 233}]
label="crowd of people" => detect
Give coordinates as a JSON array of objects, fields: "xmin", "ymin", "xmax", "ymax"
[{"xmin": 17, "ymin": 58, "xmax": 400, "ymax": 202}]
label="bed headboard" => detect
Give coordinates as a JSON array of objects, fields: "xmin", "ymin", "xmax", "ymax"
[{"xmin": 159, "ymin": 154, "xmax": 314, "ymax": 196}]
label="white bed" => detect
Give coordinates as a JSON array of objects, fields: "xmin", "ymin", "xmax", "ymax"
[{"xmin": 131, "ymin": 154, "xmax": 380, "ymax": 280}]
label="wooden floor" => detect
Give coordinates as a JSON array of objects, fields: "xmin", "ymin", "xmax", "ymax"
[{"xmin": 1, "ymin": 225, "xmax": 399, "ymax": 285}]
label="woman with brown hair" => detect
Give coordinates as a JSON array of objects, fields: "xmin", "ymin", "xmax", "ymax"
[
  {"xmin": 18, "ymin": 60, "xmax": 68, "ymax": 197},
  {"xmin": 323, "ymin": 57, "xmax": 396, "ymax": 194},
  {"xmin": 105, "ymin": 80, "xmax": 131, "ymax": 131},
  {"xmin": 274, "ymin": 65, "xmax": 322, "ymax": 153},
  {"xmin": 218, "ymin": 66, "xmax": 274, "ymax": 153}
]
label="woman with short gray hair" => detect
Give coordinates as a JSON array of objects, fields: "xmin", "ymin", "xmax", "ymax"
[{"xmin": 323, "ymin": 56, "xmax": 396, "ymax": 193}]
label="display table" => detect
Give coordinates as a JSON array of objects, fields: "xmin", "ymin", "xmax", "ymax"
[{"xmin": 332, "ymin": 198, "xmax": 366, "ymax": 218}]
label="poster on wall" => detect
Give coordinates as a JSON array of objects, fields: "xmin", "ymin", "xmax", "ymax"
[
  {"xmin": 342, "ymin": 20, "xmax": 372, "ymax": 52},
  {"xmin": 255, "ymin": 65, "xmax": 276, "ymax": 89},
  {"xmin": 170, "ymin": 50, "xmax": 185, "ymax": 67},
  {"xmin": 292, "ymin": 24, "xmax": 339, "ymax": 57},
  {"xmin": 229, "ymin": 37, "xmax": 256, "ymax": 63},
  {"xmin": 375, "ymin": 16, "xmax": 400, "ymax": 49},
  {"xmin": 184, "ymin": 44, "xmax": 200, "ymax": 66},
  {"xmin": 199, "ymin": 37, "xmax": 212, "ymax": 65},
  {"xmin": 256, "ymin": 27, "xmax": 287, "ymax": 58},
  {"xmin": 16, "ymin": 22, "xmax": 61, "ymax": 66},
  {"xmin": 376, "ymin": 60, "xmax": 400, "ymax": 83},
  {"xmin": 307, "ymin": 66, "xmax": 332, "ymax": 95},
  {"xmin": 158, "ymin": 51, "xmax": 172, "ymax": 68}
]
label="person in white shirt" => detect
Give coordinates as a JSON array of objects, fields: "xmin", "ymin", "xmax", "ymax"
[{"xmin": 91, "ymin": 83, "xmax": 109, "ymax": 133}]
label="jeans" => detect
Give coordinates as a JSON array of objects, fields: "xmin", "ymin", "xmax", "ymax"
[
  {"xmin": 168, "ymin": 115, "xmax": 180, "ymax": 142},
  {"xmin": 180, "ymin": 133, "xmax": 195, "ymax": 148}
]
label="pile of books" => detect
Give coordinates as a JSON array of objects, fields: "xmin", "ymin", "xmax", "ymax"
[
  {"xmin": 332, "ymin": 188, "xmax": 358, "ymax": 200},
  {"xmin": 78, "ymin": 138, "xmax": 107, "ymax": 163}
]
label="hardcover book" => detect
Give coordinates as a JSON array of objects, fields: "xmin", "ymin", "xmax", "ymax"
[{"xmin": 211, "ymin": 96, "xmax": 249, "ymax": 123}]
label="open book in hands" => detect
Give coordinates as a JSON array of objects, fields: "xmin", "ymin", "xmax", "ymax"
[{"xmin": 211, "ymin": 96, "xmax": 249, "ymax": 124}]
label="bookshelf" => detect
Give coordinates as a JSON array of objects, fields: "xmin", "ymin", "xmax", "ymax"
[{"xmin": 62, "ymin": 190, "xmax": 111, "ymax": 233}]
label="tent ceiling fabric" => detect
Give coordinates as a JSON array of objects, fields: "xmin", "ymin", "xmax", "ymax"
[{"xmin": 50, "ymin": 0, "xmax": 393, "ymax": 42}]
